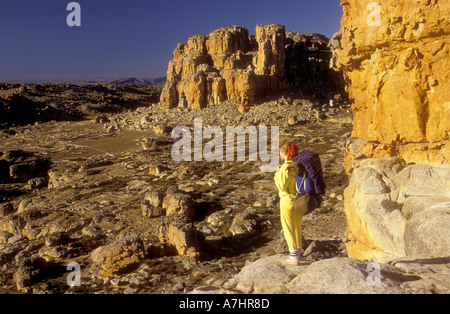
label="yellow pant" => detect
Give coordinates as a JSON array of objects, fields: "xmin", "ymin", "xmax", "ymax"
[{"xmin": 280, "ymin": 195, "xmax": 303, "ymax": 252}]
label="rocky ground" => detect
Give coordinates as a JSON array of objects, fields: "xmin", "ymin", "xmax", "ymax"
[{"xmin": 0, "ymin": 84, "xmax": 352, "ymax": 294}]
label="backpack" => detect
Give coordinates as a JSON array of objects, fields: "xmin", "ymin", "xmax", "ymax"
[
  {"xmin": 291, "ymin": 150, "xmax": 327, "ymax": 195},
  {"xmin": 286, "ymin": 162, "xmax": 314, "ymax": 195},
  {"xmin": 286, "ymin": 161, "xmax": 318, "ymax": 216}
]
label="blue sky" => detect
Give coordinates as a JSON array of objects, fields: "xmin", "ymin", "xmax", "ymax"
[{"xmin": 0, "ymin": 0, "xmax": 343, "ymax": 80}]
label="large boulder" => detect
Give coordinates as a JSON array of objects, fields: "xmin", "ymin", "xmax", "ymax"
[
  {"xmin": 91, "ymin": 235, "xmax": 145, "ymax": 276},
  {"xmin": 228, "ymin": 207, "xmax": 259, "ymax": 236},
  {"xmin": 344, "ymin": 157, "xmax": 450, "ymax": 262},
  {"xmin": 163, "ymin": 192, "xmax": 195, "ymax": 219},
  {"xmin": 157, "ymin": 214, "xmax": 202, "ymax": 258}
]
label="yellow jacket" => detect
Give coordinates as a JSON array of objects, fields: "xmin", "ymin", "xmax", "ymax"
[{"xmin": 274, "ymin": 161, "xmax": 297, "ymax": 198}]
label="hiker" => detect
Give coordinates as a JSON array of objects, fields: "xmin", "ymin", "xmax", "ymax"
[{"xmin": 274, "ymin": 138, "xmax": 326, "ymax": 265}]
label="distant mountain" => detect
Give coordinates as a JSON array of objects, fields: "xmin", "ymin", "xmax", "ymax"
[
  {"xmin": 105, "ymin": 77, "xmax": 167, "ymax": 86},
  {"xmin": 0, "ymin": 76, "xmax": 166, "ymax": 86}
]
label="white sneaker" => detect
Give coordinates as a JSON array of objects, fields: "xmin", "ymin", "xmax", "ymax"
[{"xmin": 282, "ymin": 255, "xmax": 300, "ymax": 266}]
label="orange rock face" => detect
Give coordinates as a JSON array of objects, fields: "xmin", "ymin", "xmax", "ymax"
[
  {"xmin": 161, "ymin": 26, "xmax": 255, "ymax": 112},
  {"xmin": 334, "ymin": 0, "xmax": 450, "ymax": 156}
]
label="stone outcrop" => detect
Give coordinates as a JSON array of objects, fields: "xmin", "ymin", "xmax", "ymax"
[
  {"xmin": 163, "ymin": 189, "xmax": 195, "ymax": 219},
  {"xmin": 0, "ymin": 150, "xmax": 50, "ymax": 184},
  {"xmin": 157, "ymin": 214, "xmax": 202, "ymax": 259},
  {"xmin": 333, "ymin": 0, "xmax": 450, "ymax": 261},
  {"xmin": 161, "ymin": 24, "xmax": 344, "ymax": 112},
  {"xmin": 13, "ymin": 256, "xmax": 60, "ymax": 292},
  {"xmin": 333, "ymin": 0, "xmax": 450, "ymax": 165},
  {"xmin": 91, "ymin": 235, "xmax": 145, "ymax": 276},
  {"xmin": 141, "ymin": 190, "xmax": 164, "ymax": 218},
  {"xmin": 154, "ymin": 186, "xmax": 202, "ymax": 258}
]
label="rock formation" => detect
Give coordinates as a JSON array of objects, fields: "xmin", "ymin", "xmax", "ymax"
[
  {"xmin": 332, "ymin": 0, "xmax": 450, "ymax": 261},
  {"xmin": 161, "ymin": 24, "xmax": 344, "ymax": 112},
  {"xmin": 333, "ymin": 0, "xmax": 450, "ymax": 166},
  {"xmin": 91, "ymin": 235, "xmax": 145, "ymax": 276}
]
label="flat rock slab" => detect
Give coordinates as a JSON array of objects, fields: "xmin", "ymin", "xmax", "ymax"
[{"xmin": 192, "ymin": 254, "xmax": 450, "ymax": 294}]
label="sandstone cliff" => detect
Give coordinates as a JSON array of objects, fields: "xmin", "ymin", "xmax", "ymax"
[
  {"xmin": 333, "ymin": 0, "xmax": 450, "ymax": 166},
  {"xmin": 161, "ymin": 24, "xmax": 344, "ymax": 112},
  {"xmin": 333, "ymin": 0, "xmax": 450, "ymax": 261}
]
